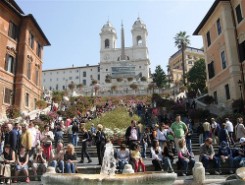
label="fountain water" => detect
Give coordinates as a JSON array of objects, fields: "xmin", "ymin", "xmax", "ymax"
[
  {"xmin": 41, "ymin": 143, "xmax": 177, "ymax": 185},
  {"xmin": 100, "ymin": 142, "xmax": 116, "ymax": 176}
]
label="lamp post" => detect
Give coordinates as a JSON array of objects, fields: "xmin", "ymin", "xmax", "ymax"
[{"xmin": 238, "ymin": 80, "xmax": 244, "ymax": 114}]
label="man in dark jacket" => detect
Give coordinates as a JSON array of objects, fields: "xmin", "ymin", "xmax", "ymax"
[
  {"xmin": 5, "ymin": 123, "xmax": 18, "ymax": 152},
  {"xmin": 95, "ymin": 124, "xmax": 106, "ymax": 165}
]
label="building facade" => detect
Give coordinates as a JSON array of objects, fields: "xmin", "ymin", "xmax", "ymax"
[
  {"xmin": 0, "ymin": 0, "xmax": 50, "ymax": 118},
  {"xmin": 168, "ymin": 46, "xmax": 204, "ymax": 84},
  {"xmin": 194, "ymin": 0, "xmax": 245, "ymax": 109},
  {"xmin": 42, "ymin": 18, "xmax": 151, "ymax": 96}
]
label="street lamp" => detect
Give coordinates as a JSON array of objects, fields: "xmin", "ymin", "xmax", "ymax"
[{"xmin": 238, "ymin": 80, "xmax": 244, "ymax": 114}]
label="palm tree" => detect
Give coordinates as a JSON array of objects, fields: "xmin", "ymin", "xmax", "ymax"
[{"xmin": 174, "ymin": 31, "xmax": 190, "ymax": 86}]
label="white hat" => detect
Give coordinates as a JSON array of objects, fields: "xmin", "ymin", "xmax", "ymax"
[{"xmin": 240, "ymin": 137, "xmax": 245, "ymax": 144}]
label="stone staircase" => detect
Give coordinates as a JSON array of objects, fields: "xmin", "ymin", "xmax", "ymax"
[
  {"xmin": 61, "ymin": 132, "xmax": 234, "ymax": 175},
  {"xmin": 62, "ymin": 132, "xmax": 220, "ymax": 157}
]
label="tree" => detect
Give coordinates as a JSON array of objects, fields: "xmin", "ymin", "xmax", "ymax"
[
  {"xmin": 77, "ymin": 84, "xmax": 83, "ymax": 89},
  {"xmin": 129, "ymin": 83, "xmax": 138, "ymax": 93},
  {"xmin": 152, "ymin": 65, "xmax": 167, "ymax": 89},
  {"xmin": 36, "ymin": 100, "xmax": 47, "ymax": 109},
  {"xmin": 6, "ymin": 105, "xmax": 20, "ymax": 119},
  {"xmin": 68, "ymin": 82, "xmax": 75, "ymax": 91},
  {"xmin": 111, "ymin": 85, "xmax": 117, "ymax": 94},
  {"xmin": 52, "ymin": 91, "xmax": 63, "ymax": 103},
  {"xmin": 187, "ymin": 58, "xmax": 207, "ymax": 94},
  {"xmin": 174, "ymin": 31, "xmax": 190, "ymax": 86}
]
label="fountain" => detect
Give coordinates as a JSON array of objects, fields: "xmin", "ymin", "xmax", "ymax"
[{"xmin": 41, "ymin": 143, "xmax": 177, "ymax": 185}]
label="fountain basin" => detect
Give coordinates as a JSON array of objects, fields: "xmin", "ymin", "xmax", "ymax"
[{"xmin": 41, "ymin": 171, "xmax": 177, "ymax": 185}]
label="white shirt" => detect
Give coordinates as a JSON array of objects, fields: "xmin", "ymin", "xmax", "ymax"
[
  {"xmin": 151, "ymin": 146, "xmax": 163, "ymax": 161},
  {"xmin": 29, "ymin": 127, "xmax": 37, "ymax": 147},
  {"xmin": 211, "ymin": 121, "xmax": 218, "ymax": 129},
  {"xmin": 157, "ymin": 129, "xmax": 168, "ymax": 141},
  {"xmin": 129, "ymin": 127, "xmax": 137, "ymax": 140},
  {"xmin": 226, "ymin": 121, "xmax": 234, "ymax": 132}
]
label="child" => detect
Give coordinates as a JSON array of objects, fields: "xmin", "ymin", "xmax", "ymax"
[{"xmin": 130, "ymin": 144, "xmax": 146, "ymax": 172}]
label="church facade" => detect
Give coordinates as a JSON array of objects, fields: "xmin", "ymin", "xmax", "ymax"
[{"xmin": 42, "ymin": 18, "xmax": 151, "ymax": 96}]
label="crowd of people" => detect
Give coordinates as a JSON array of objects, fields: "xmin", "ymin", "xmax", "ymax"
[{"xmin": 1, "ymin": 100, "xmax": 245, "ymax": 183}]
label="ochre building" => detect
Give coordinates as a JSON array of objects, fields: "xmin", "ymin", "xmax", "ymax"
[
  {"xmin": 0, "ymin": 0, "xmax": 50, "ymax": 118},
  {"xmin": 194, "ymin": 0, "xmax": 245, "ymax": 110}
]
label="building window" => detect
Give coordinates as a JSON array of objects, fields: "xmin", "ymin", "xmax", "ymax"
[
  {"xmin": 57, "ymin": 72, "xmax": 59, "ymax": 74},
  {"xmin": 83, "ymin": 79, "xmax": 86, "ymax": 86},
  {"xmin": 27, "ymin": 62, "xmax": 31, "ymax": 80},
  {"xmin": 4, "ymin": 88, "xmax": 12, "ymax": 104},
  {"xmin": 221, "ymin": 51, "xmax": 227, "ymax": 69},
  {"xmin": 76, "ymin": 76, "xmax": 79, "ymax": 79},
  {"xmin": 136, "ymin": 35, "xmax": 142, "ymax": 46},
  {"xmin": 63, "ymin": 71, "xmax": 65, "ymax": 74},
  {"xmin": 56, "ymin": 84, "xmax": 58, "ymax": 90},
  {"xmin": 188, "ymin": 61, "xmax": 193, "ymax": 65},
  {"xmin": 83, "ymin": 71, "xmax": 86, "ymax": 77},
  {"xmin": 213, "ymin": 91, "xmax": 218, "ymax": 104},
  {"xmin": 98, "ymin": 74, "xmax": 100, "ymax": 80},
  {"xmin": 236, "ymin": 4, "xmax": 243, "ymax": 24},
  {"xmin": 4, "ymin": 54, "xmax": 15, "ymax": 74},
  {"xmin": 69, "ymin": 77, "xmax": 72, "ymax": 80},
  {"xmin": 35, "ymin": 69, "xmax": 39, "ymax": 85},
  {"xmin": 239, "ymin": 40, "xmax": 245, "ymax": 62},
  {"xmin": 139, "ymin": 66, "xmax": 141, "ymax": 68},
  {"xmin": 208, "ymin": 61, "xmax": 215, "ymax": 79},
  {"xmin": 25, "ymin": 93, "xmax": 29, "ymax": 107},
  {"xmin": 105, "ymin": 39, "xmax": 110, "ymax": 48},
  {"xmin": 29, "ymin": 32, "xmax": 34, "ymax": 49},
  {"xmin": 98, "ymin": 67, "xmax": 100, "ymax": 72},
  {"xmin": 50, "ymin": 79, "xmax": 52, "ymax": 82},
  {"xmin": 225, "ymin": 84, "xmax": 230, "ymax": 100},
  {"xmin": 216, "ymin": 18, "xmax": 222, "ymax": 35},
  {"xmin": 63, "ymin": 85, "xmax": 65, "ymax": 90},
  {"xmin": 106, "ymin": 69, "xmax": 108, "ymax": 71},
  {"xmin": 91, "ymin": 69, "xmax": 92, "ymax": 71},
  {"xmin": 206, "ymin": 31, "xmax": 211, "ymax": 47},
  {"xmin": 8, "ymin": 21, "xmax": 18, "ymax": 40},
  {"xmin": 36, "ymin": 43, "xmax": 42, "ymax": 58}
]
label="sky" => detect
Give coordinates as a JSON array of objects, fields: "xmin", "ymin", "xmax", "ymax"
[{"xmin": 15, "ymin": 0, "xmax": 214, "ymax": 72}]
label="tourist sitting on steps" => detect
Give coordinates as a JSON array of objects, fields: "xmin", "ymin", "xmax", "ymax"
[
  {"xmin": 50, "ymin": 142, "xmax": 65, "ymax": 173},
  {"xmin": 13, "ymin": 146, "xmax": 30, "ymax": 183},
  {"xmin": 0, "ymin": 144, "xmax": 16, "ymax": 184},
  {"xmin": 130, "ymin": 143, "xmax": 146, "ymax": 172},
  {"xmin": 178, "ymin": 138, "xmax": 195, "ymax": 176},
  {"xmin": 217, "ymin": 141, "xmax": 234, "ymax": 174},
  {"xmin": 64, "ymin": 144, "xmax": 77, "ymax": 173},
  {"xmin": 162, "ymin": 141, "xmax": 174, "ymax": 173},
  {"xmin": 32, "ymin": 146, "xmax": 47, "ymax": 180},
  {"xmin": 151, "ymin": 140, "xmax": 164, "ymax": 171},
  {"xmin": 115, "ymin": 143, "xmax": 130, "ymax": 173},
  {"xmin": 199, "ymin": 138, "xmax": 220, "ymax": 175},
  {"xmin": 233, "ymin": 137, "xmax": 245, "ymax": 168}
]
